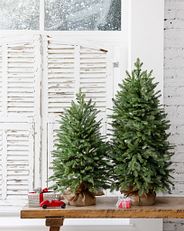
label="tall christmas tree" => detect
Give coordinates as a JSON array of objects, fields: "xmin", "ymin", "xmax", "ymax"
[
  {"xmin": 51, "ymin": 91, "xmax": 110, "ymax": 206},
  {"xmin": 111, "ymin": 59, "xmax": 173, "ymax": 201}
]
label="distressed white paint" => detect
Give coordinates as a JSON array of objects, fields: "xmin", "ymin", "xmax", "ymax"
[
  {"xmin": 106, "ymin": 48, "xmax": 114, "ymax": 136},
  {"xmin": 43, "ymin": 37, "xmax": 114, "ymax": 185},
  {"xmin": 2, "ymin": 128, "xmax": 7, "ymax": 199},
  {"xmin": 47, "ymin": 123, "xmax": 59, "ymax": 186},
  {"xmin": 46, "ymin": 38, "xmax": 75, "ymax": 115},
  {"xmin": 0, "ymin": 130, "xmax": 2, "ymax": 198},
  {"xmin": 33, "ymin": 35, "xmax": 42, "ymax": 188},
  {"xmin": 0, "ymin": 123, "xmax": 34, "ymax": 201},
  {"xmin": 0, "ymin": 45, "xmax": 2, "ymax": 113},
  {"xmin": 41, "ymin": 35, "xmax": 49, "ymax": 186},
  {"xmin": 74, "ymin": 45, "xmax": 80, "ymax": 95},
  {"xmin": 0, "ymin": 36, "xmax": 41, "ymax": 204},
  {"xmin": 2, "ymin": 43, "xmax": 7, "ymax": 116}
]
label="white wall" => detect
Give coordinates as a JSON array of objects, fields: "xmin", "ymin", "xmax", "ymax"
[{"xmin": 129, "ymin": 0, "xmax": 165, "ymax": 98}]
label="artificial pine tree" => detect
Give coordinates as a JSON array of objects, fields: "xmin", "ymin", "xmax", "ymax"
[
  {"xmin": 50, "ymin": 91, "xmax": 110, "ymax": 206},
  {"xmin": 111, "ymin": 59, "xmax": 173, "ymax": 204}
]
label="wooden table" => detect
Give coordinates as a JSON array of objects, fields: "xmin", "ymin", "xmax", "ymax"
[{"xmin": 20, "ymin": 196, "xmax": 184, "ymax": 231}]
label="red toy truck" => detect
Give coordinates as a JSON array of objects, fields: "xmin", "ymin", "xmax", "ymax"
[{"xmin": 40, "ymin": 200, "xmax": 66, "ymax": 209}]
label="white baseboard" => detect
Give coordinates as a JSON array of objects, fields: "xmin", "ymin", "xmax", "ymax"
[
  {"xmin": 0, "ymin": 217, "xmax": 133, "ymax": 231},
  {"xmin": 63, "ymin": 225, "xmax": 135, "ymax": 231},
  {"xmin": 0, "ymin": 217, "xmax": 163, "ymax": 231}
]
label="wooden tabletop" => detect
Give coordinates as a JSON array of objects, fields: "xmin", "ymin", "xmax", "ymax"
[{"xmin": 21, "ymin": 196, "xmax": 184, "ymax": 219}]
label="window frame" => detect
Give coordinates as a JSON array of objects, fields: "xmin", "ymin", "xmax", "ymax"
[{"xmin": 0, "ymin": 0, "xmax": 123, "ymax": 32}]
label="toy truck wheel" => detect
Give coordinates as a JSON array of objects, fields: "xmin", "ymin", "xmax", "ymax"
[
  {"xmin": 61, "ymin": 204, "xmax": 66, "ymax": 209},
  {"xmin": 42, "ymin": 204, "xmax": 47, "ymax": 209}
]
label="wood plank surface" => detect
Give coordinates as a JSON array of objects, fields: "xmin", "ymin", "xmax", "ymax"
[{"xmin": 21, "ymin": 196, "xmax": 184, "ymax": 219}]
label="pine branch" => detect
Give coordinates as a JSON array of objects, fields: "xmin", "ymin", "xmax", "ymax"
[{"xmin": 110, "ymin": 58, "xmax": 174, "ymax": 195}]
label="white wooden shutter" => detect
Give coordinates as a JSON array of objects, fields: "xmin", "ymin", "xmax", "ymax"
[
  {"xmin": 42, "ymin": 36, "xmax": 113, "ymax": 184},
  {"xmin": 0, "ymin": 123, "xmax": 33, "ymax": 202},
  {"xmin": 0, "ymin": 45, "xmax": 2, "ymax": 113},
  {"xmin": 47, "ymin": 123, "xmax": 59, "ymax": 186},
  {"xmin": 80, "ymin": 46, "xmax": 112, "ymax": 134},
  {"xmin": 47, "ymin": 42, "xmax": 75, "ymax": 114},
  {"xmin": 0, "ymin": 129, "xmax": 2, "ymax": 198},
  {"xmin": 0, "ymin": 46, "xmax": 2, "ymax": 198},
  {"xmin": 0, "ymin": 36, "xmax": 41, "ymax": 118},
  {"xmin": 80, "ymin": 46, "xmax": 108, "ymax": 108},
  {"xmin": 7, "ymin": 43, "xmax": 35, "ymax": 115},
  {"xmin": 0, "ymin": 35, "xmax": 41, "ymax": 203},
  {"xmin": 44, "ymin": 37, "xmax": 112, "ymax": 122}
]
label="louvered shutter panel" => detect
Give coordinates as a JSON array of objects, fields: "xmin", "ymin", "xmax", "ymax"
[
  {"xmin": 1, "ymin": 36, "xmax": 41, "ymax": 117},
  {"xmin": 43, "ymin": 36, "xmax": 113, "ymax": 183},
  {"xmin": 7, "ymin": 42, "xmax": 36, "ymax": 115},
  {"xmin": 0, "ymin": 35, "xmax": 41, "ymax": 204},
  {"xmin": 0, "ymin": 46, "xmax": 2, "ymax": 198},
  {"xmin": 0, "ymin": 45, "xmax": 2, "ymax": 113},
  {"xmin": 47, "ymin": 123, "xmax": 59, "ymax": 186},
  {"xmin": 0, "ymin": 123, "xmax": 33, "ymax": 201},
  {"xmin": 0, "ymin": 129, "xmax": 2, "ymax": 198},
  {"xmin": 47, "ymin": 42, "xmax": 75, "ymax": 115},
  {"xmin": 80, "ymin": 46, "xmax": 111, "ymax": 134}
]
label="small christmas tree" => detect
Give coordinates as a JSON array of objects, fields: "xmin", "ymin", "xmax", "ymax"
[
  {"xmin": 111, "ymin": 59, "xmax": 173, "ymax": 202},
  {"xmin": 51, "ymin": 91, "xmax": 110, "ymax": 206}
]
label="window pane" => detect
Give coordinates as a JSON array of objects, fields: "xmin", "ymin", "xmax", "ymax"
[
  {"xmin": 45, "ymin": 0, "xmax": 121, "ymax": 31},
  {"xmin": 0, "ymin": 0, "xmax": 39, "ymax": 30}
]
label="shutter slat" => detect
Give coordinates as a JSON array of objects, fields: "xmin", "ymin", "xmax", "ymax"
[
  {"xmin": 7, "ymin": 41, "xmax": 38, "ymax": 116},
  {"xmin": 6, "ymin": 126, "xmax": 33, "ymax": 198},
  {"xmin": 80, "ymin": 74, "xmax": 107, "ymax": 78},
  {"xmin": 8, "ymin": 58, "xmax": 34, "ymax": 63},
  {"xmin": 0, "ymin": 123, "xmax": 33, "ymax": 199},
  {"xmin": 48, "ymin": 44, "xmax": 74, "ymax": 49},
  {"xmin": 47, "ymin": 123, "xmax": 59, "ymax": 187},
  {"xmin": 8, "ymin": 68, "xmax": 34, "ymax": 73},
  {"xmin": 8, "ymin": 73, "xmax": 34, "ymax": 78},
  {"xmin": 80, "ymin": 46, "xmax": 109, "ymax": 134},
  {"xmin": 43, "ymin": 37, "xmax": 113, "ymax": 186},
  {"xmin": 7, "ymin": 53, "xmax": 34, "ymax": 58},
  {"xmin": 47, "ymin": 40, "xmax": 75, "ymax": 115},
  {"xmin": 0, "ymin": 35, "xmax": 41, "ymax": 202}
]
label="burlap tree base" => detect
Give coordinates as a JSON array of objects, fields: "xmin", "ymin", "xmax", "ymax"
[{"xmin": 63, "ymin": 183, "xmax": 96, "ymax": 207}]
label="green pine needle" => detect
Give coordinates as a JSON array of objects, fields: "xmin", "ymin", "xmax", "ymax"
[
  {"xmin": 50, "ymin": 90, "xmax": 110, "ymax": 193},
  {"xmin": 110, "ymin": 58, "xmax": 174, "ymax": 195}
]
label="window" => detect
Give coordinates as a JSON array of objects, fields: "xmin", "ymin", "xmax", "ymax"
[
  {"xmin": 0, "ymin": 0, "xmax": 121, "ymax": 31},
  {"xmin": 0, "ymin": 0, "xmax": 39, "ymax": 30},
  {"xmin": 45, "ymin": 0, "xmax": 121, "ymax": 31}
]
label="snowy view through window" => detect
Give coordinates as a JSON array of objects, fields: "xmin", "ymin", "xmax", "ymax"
[
  {"xmin": 0, "ymin": 0, "xmax": 39, "ymax": 30},
  {"xmin": 0, "ymin": 0, "xmax": 121, "ymax": 31},
  {"xmin": 45, "ymin": 0, "xmax": 121, "ymax": 31}
]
